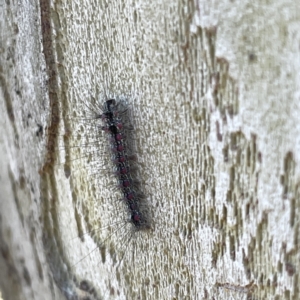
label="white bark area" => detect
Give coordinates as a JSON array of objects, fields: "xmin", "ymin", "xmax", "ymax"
[{"xmin": 0, "ymin": 0, "xmax": 299, "ymax": 300}]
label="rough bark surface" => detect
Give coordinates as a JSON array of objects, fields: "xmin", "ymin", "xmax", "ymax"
[{"xmin": 0, "ymin": 0, "xmax": 299, "ymax": 300}]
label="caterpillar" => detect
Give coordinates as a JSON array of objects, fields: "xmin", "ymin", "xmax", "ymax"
[
  {"xmin": 100, "ymin": 98, "xmax": 150, "ymax": 230},
  {"xmin": 49, "ymin": 93, "xmax": 168, "ymax": 300}
]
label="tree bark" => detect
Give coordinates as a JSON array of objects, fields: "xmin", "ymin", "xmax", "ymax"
[{"xmin": 0, "ymin": 0, "xmax": 299, "ymax": 299}]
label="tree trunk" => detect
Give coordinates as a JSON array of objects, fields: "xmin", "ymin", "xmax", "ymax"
[{"xmin": 0, "ymin": 0, "xmax": 299, "ymax": 299}]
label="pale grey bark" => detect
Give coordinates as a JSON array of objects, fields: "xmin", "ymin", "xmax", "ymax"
[{"xmin": 0, "ymin": 0, "xmax": 299, "ymax": 300}]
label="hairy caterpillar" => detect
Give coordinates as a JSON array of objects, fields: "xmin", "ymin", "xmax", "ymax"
[{"xmin": 50, "ymin": 92, "xmax": 173, "ymax": 300}]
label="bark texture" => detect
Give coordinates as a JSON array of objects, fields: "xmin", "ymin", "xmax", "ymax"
[{"xmin": 0, "ymin": 0, "xmax": 299, "ymax": 299}]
